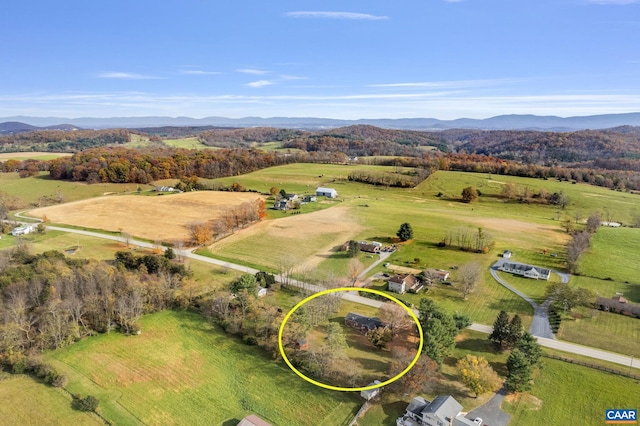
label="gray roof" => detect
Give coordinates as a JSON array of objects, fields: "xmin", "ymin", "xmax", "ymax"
[
  {"xmin": 423, "ymin": 395, "xmax": 462, "ymax": 422},
  {"xmin": 502, "ymin": 262, "xmax": 550, "ymax": 276},
  {"xmin": 345, "ymin": 312, "xmax": 383, "ymax": 331},
  {"xmin": 406, "ymin": 396, "xmax": 429, "ymax": 416}
]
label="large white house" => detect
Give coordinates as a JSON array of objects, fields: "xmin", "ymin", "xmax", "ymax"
[
  {"xmin": 316, "ymin": 187, "xmax": 338, "ymax": 198},
  {"xmin": 11, "ymin": 224, "xmax": 36, "ymax": 236},
  {"xmin": 500, "ymin": 262, "xmax": 551, "ymax": 280}
]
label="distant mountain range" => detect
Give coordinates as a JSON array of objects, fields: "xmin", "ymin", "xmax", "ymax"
[
  {"xmin": 2, "ymin": 113, "xmax": 640, "ymax": 132},
  {"xmin": 0, "ymin": 121, "xmax": 81, "ymax": 134}
]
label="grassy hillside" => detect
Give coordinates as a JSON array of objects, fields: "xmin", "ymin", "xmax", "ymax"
[
  {"xmin": 46, "ymin": 310, "xmax": 360, "ymax": 426},
  {"xmin": 504, "ymin": 358, "xmax": 640, "ymax": 426},
  {"xmin": 0, "ymin": 374, "xmax": 102, "ymax": 425},
  {"xmin": 0, "ymin": 172, "xmax": 142, "ymax": 207}
]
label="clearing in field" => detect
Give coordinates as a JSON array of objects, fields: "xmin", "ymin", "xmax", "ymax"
[
  {"xmin": 207, "ymin": 205, "xmax": 363, "ymax": 272},
  {"xmin": 29, "ymin": 191, "xmax": 264, "ymax": 242}
]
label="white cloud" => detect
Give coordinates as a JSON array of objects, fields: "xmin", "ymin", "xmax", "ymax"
[
  {"xmin": 96, "ymin": 72, "xmax": 163, "ymax": 80},
  {"xmin": 247, "ymin": 80, "xmax": 275, "ymax": 88},
  {"xmin": 237, "ymin": 68, "xmax": 269, "ymax": 75},
  {"xmin": 587, "ymin": 0, "xmax": 640, "ymax": 4},
  {"xmin": 180, "ymin": 70, "xmax": 222, "ymax": 75},
  {"xmin": 286, "ymin": 11, "xmax": 388, "ymax": 20},
  {"xmin": 279, "ymin": 75, "xmax": 308, "ymax": 81},
  {"xmin": 369, "ymin": 78, "xmax": 515, "ymax": 89}
]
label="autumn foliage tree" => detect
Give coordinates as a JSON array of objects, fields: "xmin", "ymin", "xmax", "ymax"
[
  {"xmin": 457, "ymin": 355, "xmax": 502, "ymax": 398},
  {"xmin": 388, "ymin": 348, "xmax": 441, "ymax": 395},
  {"xmin": 461, "ymin": 186, "xmax": 479, "ymax": 203}
]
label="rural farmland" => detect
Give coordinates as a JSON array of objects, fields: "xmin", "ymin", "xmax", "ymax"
[{"xmin": 29, "ymin": 191, "xmax": 265, "ymax": 242}]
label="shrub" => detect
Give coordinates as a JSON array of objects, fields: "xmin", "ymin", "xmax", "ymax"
[{"xmin": 72, "ymin": 395, "xmax": 100, "ymax": 412}]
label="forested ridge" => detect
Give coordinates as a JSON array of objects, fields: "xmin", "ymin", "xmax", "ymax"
[
  {"xmin": 3, "ymin": 124, "xmax": 640, "ymax": 190},
  {"xmin": 4, "ymin": 124, "xmax": 640, "ymax": 164},
  {"xmin": 0, "ymin": 129, "xmax": 131, "ymax": 152}
]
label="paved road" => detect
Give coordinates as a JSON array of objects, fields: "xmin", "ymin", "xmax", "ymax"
[
  {"xmin": 466, "ymin": 385, "xmax": 511, "ymax": 426},
  {"xmin": 19, "ymin": 222, "xmax": 639, "ymax": 371}
]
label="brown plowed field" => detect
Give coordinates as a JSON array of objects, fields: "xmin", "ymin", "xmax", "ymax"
[{"xmin": 29, "ymin": 192, "xmax": 263, "ymax": 242}]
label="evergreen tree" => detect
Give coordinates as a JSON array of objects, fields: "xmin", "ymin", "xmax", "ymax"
[
  {"xmin": 396, "ymin": 222, "xmax": 413, "ymax": 241},
  {"xmin": 517, "ymin": 331, "xmax": 543, "ymax": 367},
  {"xmin": 506, "ymin": 349, "xmax": 533, "ymax": 392},
  {"xmin": 418, "ymin": 298, "xmax": 458, "ymax": 366},
  {"xmin": 489, "ymin": 310, "xmax": 511, "ymax": 351},
  {"xmin": 506, "ymin": 314, "xmax": 524, "ymax": 349}
]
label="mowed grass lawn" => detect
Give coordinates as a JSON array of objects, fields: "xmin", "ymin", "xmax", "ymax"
[
  {"xmin": 504, "ymin": 358, "xmax": 640, "ymax": 426},
  {"xmin": 557, "ymin": 307, "xmax": 640, "ymax": 357},
  {"xmin": 0, "ymin": 374, "xmax": 102, "ymax": 425},
  {"xmin": 46, "ymin": 310, "xmax": 360, "ymax": 426}
]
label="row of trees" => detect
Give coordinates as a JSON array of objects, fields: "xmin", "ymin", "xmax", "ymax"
[
  {"xmin": 440, "ymin": 227, "xmax": 495, "ymax": 253},
  {"xmin": 347, "ymin": 169, "xmax": 431, "ymax": 188},
  {"xmin": 187, "ymin": 198, "xmax": 266, "ymax": 245}
]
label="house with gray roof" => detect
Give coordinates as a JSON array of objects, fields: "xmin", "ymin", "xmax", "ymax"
[
  {"xmin": 500, "ymin": 262, "xmax": 550, "ymax": 280},
  {"xmin": 397, "ymin": 395, "xmax": 475, "ymax": 426},
  {"xmin": 345, "ymin": 312, "xmax": 384, "ymax": 334}
]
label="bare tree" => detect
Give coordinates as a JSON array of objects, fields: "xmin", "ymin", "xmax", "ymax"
[
  {"xmin": 347, "ymin": 258, "xmax": 364, "ymax": 286},
  {"xmin": 458, "ymin": 262, "xmax": 482, "ymax": 300},
  {"xmin": 378, "ymin": 302, "xmax": 413, "ymax": 336}
]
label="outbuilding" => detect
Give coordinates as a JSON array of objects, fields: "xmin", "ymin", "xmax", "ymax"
[{"xmin": 316, "ymin": 187, "xmax": 338, "ymax": 198}]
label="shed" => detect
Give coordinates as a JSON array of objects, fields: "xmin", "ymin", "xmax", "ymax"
[
  {"xmin": 316, "ymin": 187, "xmax": 338, "ymax": 198},
  {"xmin": 360, "ymin": 380, "xmax": 382, "ymax": 401},
  {"xmin": 238, "ymin": 414, "xmax": 272, "ymax": 426}
]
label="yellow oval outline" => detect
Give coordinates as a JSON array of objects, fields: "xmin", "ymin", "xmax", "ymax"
[{"xmin": 277, "ymin": 287, "xmax": 424, "ymax": 392}]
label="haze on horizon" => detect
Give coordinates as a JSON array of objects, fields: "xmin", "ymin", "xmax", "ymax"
[{"xmin": 2, "ymin": 0, "xmax": 639, "ymax": 120}]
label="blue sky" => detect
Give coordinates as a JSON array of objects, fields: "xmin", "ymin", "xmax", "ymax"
[{"xmin": 1, "ymin": 0, "xmax": 639, "ymax": 119}]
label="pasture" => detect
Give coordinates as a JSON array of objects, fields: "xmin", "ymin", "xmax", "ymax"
[
  {"xmin": 46, "ymin": 310, "xmax": 360, "ymax": 426},
  {"xmin": 28, "ymin": 191, "xmax": 264, "ymax": 242},
  {"xmin": 0, "ymin": 374, "xmax": 102, "ymax": 425},
  {"xmin": 0, "ymin": 172, "xmax": 141, "ymax": 207},
  {"xmin": 503, "ymin": 357, "xmax": 640, "ymax": 426}
]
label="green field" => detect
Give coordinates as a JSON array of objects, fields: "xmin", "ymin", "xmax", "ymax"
[
  {"xmin": 504, "ymin": 358, "xmax": 640, "ymax": 426},
  {"xmin": 0, "ymin": 172, "xmax": 142, "ymax": 207},
  {"xmin": 162, "ymin": 137, "xmax": 214, "ymax": 149},
  {"xmin": 557, "ymin": 307, "xmax": 640, "ymax": 357},
  {"xmin": 0, "ymin": 374, "xmax": 102, "ymax": 425},
  {"xmin": 578, "ymin": 227, "xmax": 640, "ymax": 289},
  {"xmin": 45, "ymin": 310, "xmax": 360, "ymax": 426}
]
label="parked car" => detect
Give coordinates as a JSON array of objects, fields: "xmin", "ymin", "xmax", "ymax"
[{"xmin": 473, "ymin": 418, "xmax": 483, "ymax": 425}]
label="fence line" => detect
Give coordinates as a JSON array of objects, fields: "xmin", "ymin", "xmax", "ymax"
[{"xmin": 544, "ymin": 353, "xmax": 640, "ymax": 380}]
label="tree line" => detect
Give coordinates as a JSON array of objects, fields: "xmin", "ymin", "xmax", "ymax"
[
  {"xmin": 187, "ymin": 198, "xmax": 266, "ymax": 245},
  {"xmin": 0, "ymin": 129, "xmax": 130, "ymax": 153},
  {"xmin": 0, "ymin": 248, "xmax": 192, "ymax": 369}
]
